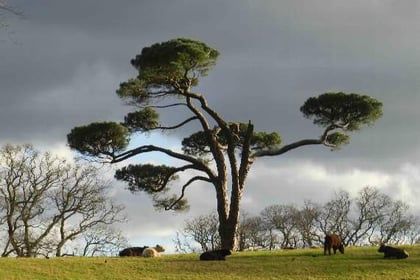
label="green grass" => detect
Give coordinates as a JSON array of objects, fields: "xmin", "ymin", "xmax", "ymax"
[{"xmin": 0, "ymin": 246, "xmax": 419, "ymax": 279}]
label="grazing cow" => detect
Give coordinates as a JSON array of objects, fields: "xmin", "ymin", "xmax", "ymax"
[
  {"xmin": 119, "ymin": 246, "xmax": 148, "ymax": 257},
  {"xmin": 199, "ymin": 249, "xmax": 232, "ymax": 261},
  {"xmin": 378, "ymin": 244, "xmax": 409, "ymax": 259},
  {"xmin": 324, "ymin": 234, "xmax": 344, "ymax": 255},
  {"xmin": 142, "ymin": 245, "xmax": 165, "ymax": 258}
]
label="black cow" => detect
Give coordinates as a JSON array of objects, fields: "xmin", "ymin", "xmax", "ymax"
[
  {"xmin": 324, "ymin": 234, "xmax": 344, "ymax": 255},
  {"xmin": 119, "ymin": 246, "xmax": 148, "ymax": 257},
  {"xmin": 199, "ymin": 249, "xmax": 232, "ymax": 261},
  {"xmin": 378, "ymin": 244, "xmax": 409, "ymax": 259}
]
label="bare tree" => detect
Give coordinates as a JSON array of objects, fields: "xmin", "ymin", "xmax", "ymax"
[
  {"xmin": 51, "ymin": 164, "xmax": 126, "ymax": 257},
  {"xmin": 178, "ymin": 186, "xmax": 420, "ymax": 251},
  {"xmin": 79, "ymin": 225, "xmax": 129, "ymax": 257},
  {"xmin": 260, "ymin": 205, "xmax": 300, "ymax": 248},
  {"xmin": 236, "ymin": 213, "xmax": 274, "ymax": 251},
  {"xmin": 173, "ymin": 231, "xmax": 198, "ymax": 253},
  {"xmin": 0, "ymin": 144, "xmax": 126, "ymax": 257},
  {"xmin": 315, "ymin": 190, "xmax": 352, "ymax": 245},
  {"xmin": 373, "ymin": 200, "xmax": 413, "ymax": 245},
  {"xmin": 403, "ymin": 216, "xmax": 420, "ymax": 245},
  {"xmin": 0, "ymin": 145, "xmax": 67, "ymax": 256},
  {"xmin": 346, "ymin": 186, "xmax": 391, "ymax": 246},
  {"xmin": 295, "ymin": 201, "xmax": 321, "ymax": 247},
  {"xmin": 179, "ymin": 212, "xmax": 220, "ymax": 252}
]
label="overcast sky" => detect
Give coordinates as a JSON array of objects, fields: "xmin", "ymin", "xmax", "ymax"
[{"xmin": 2, "ymin": 0, "xmax": 420, "ymax": 253}]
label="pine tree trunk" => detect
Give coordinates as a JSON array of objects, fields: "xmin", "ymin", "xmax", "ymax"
[
  {"xmin": 215, "ymin": 179, "xmax": 238, "ymax": 250},
  {"xmin": 214, "ymin": 121, "xmax": 253, "ymax": 251},
  {"xmin": 219, "ymin": 219, "xmax": 238, "ymax": 250},
  {"xmin": 216, "ymin": 181, "xmax": 243, "ymax": 251}
]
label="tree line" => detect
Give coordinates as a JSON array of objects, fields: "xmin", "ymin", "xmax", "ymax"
[
  {"xmin": 174, "ymin": 186, "xmax": 419, "ymax": 253},
  {"xmin": 0, "ymin": 144, "xmax": 128, "ymax": 257}
]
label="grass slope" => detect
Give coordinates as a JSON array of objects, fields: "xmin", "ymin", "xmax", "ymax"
[{"xmin": 0, "ymin": 246, "xmax": 419, "ymax": 279}]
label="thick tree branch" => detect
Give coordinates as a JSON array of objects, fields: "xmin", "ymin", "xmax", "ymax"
[
  {"xmin": 253, "ymin": 124, "xmax": 343, "ymax": 157},
  {"xmin": 238, "ymin": 121, "xmax": 254, "ymax": 187},
  {"xmin": 183, "ymin": 93, "xmax": 227, "ymax": 184},
  {"xmin": 111, "ymin": 144, "xmax": 216, "ymax": 180},
  {"xmin": 165, "ymin": 176, "xmax": 212, "ymax": 210},
  {"xmin": 155, "ymin": 116, "xmax": 198, "ymax": 130},
  {"xmin": 184, "ymin": 91, "xmax": 229, "ymax": 132},
  {"xmin": 183, "ymin": 91, "xmax": 243, "ymax": 191},
  {"xmin": 252, "ymin": 139, "xmax": 324, "ymax": 157}
]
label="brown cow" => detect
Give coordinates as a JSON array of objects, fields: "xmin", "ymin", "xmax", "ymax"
[{"xmin": 324, "ymin": 234, "xmax": 344, "ymax": 255}]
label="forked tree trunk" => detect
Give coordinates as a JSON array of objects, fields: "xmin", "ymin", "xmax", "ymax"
[{"xmin": 213, "ymin": 121, "xmax": 253, "ymax": 251}]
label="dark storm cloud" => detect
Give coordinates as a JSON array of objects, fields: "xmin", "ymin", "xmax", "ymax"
[
  {"xmin": 0, "ymin": 0, "xmax": 263, "ymax": 144},
  {"xmin": 1, "ymin": 0, "xmax": 418, "ymax": 169}
]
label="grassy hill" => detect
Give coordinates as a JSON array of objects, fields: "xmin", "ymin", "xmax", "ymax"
[{"xmin": 0, "ymin": 246, "xmax": 419, "ymax": 279}]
